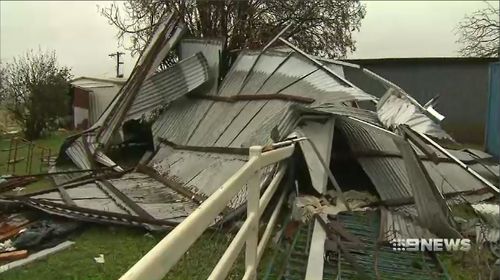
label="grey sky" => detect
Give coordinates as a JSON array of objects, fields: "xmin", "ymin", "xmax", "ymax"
[{"xmin": 1, "ymin": 1, "xmax": 498, "ymax": 78}]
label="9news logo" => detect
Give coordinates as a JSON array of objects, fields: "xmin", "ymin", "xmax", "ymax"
[{"xmin": 390, "ymin": 238, "xmax": 471, "ymax": 252}]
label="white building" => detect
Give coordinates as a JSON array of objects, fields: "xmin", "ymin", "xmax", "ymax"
[{"xmin": 70, "ymin": 77, "xmax": 125, "ymax": 129}]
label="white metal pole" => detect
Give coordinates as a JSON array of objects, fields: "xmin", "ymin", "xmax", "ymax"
[
  {"xmin": 245, "ymin": 146, "xmax": 262, "ymax": 280},
  {"xmin": 257, "ymin": 188, "xmax": 287, "ymax": 263},
  {"xmin": 208, "ymin": 213, "xmax": 256, "ymax": 280}
]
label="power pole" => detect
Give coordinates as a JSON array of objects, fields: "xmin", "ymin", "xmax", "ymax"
[{"xmin": 109, "ymin": 51, "xmax": 125, "ymax": 78}]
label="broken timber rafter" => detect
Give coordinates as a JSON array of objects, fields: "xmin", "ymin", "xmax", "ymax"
[{"xmin": 188, "ymin": 93, "xmax": 314, "ymax": 104}]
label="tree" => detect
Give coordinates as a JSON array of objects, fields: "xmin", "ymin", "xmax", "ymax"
[
  {"xmin": 457, "ymin": 2, "xmax": 499, "ymax": 57},
  {"xmin": 101, "ymin": 0, "xmax": 366, "ymax": 60},
  {"xmin": 1, "ymin": 49, "xmax": 72, "ymax": 140}
]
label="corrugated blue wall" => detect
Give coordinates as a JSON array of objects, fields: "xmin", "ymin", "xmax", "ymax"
[{"xmin": 486, "ymin": 62, "xmax": 500, "ymax": 158}]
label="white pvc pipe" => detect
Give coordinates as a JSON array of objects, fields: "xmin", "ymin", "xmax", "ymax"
[
  {"xmin": 208, "ymin": 213, "xmax": 256, "ymax": 280},
  {"xmin": 258, "ymin": 164, "xmax": 287, "ymax": 217},
  {"xmin": 257, "ymin": 188, "xmax": 287, "ymax": 263}
]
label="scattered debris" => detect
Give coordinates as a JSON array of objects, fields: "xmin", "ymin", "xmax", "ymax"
[
  {"xmin": 12, "ymin": 219, "xmax": 80, "ymax": 250},
  {"xmin": 0, "ymin": 214, "xmax": 32, "ymax": 241},
  {"xmin": 94, "ymin": 254, "xmax": 105, "ymax": 264},
  {"xmin": 0, "ymin": 176, "xmax": 38, "ymax": 194},
  {"xmin": 0, "ymin": 250, "xmax": 28, "ymax": 262},
  {"xmin": 0, "ymin": 239, "xmax": 15, "ymax": 252}
]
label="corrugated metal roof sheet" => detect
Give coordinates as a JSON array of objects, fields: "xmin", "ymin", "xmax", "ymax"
[
  {"xmin": 148, "ymin": 144, "xmax": 250, "ymax": 209},
  {"xmin": 395, "ymin": 136, "xmax": 461, "ymax": 238},
  {"xmin": 179, "ymin": 38, "xmax": 223, "ymax": 96},
  {"xmin": 151, "ymin": 50, "xmax": 375, "ymax": 150},
  {"xmin": 218, "ymin": 50, "xmax": 373, "ymax": 102},
  {"xmin": 377, "ymin": 88, "xmax": 453, "ymax": 140},
  {"xmin": 65, "ymin": 137, "xmax": 92, "ymax": 170},
  {"xmin": 337, "ymin": 118, "xmax": 493, "ymax": 201},
  {"xmin": 107, "ymin": 172, "xmax": 198, "ymax": 222},
  {"xmin": 338, "ymin": 118, "xmax": 411, "ymax": 200},
  {"xmin": 300, "ymin": 104, "xmax": 380, "ymax": 124},
  {"xmin": 380, "ymin": 208, "xmax": 436, "ymax": 241},
  {"xmin": 27, "ymin": 172, "xmax": 197, "ymax": 228},
  {"xmin": 124, "ymin": 52, "xmax": 209, "ymax": 121},
  {"xmin": 33, "ymin": 182, "xmax": 129, "ymax": 215}
]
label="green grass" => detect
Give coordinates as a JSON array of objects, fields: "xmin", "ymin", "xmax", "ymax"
[
  {"xmin": 0, "ymin": 225, "xmax": 282, "ymax": 280},
  {"xmin": 439, "ymin": 244, "xmax": 496, "ymax": 280}
]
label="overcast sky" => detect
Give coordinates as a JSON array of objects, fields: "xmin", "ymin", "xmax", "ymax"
[{"xmin": 1, "ymin": 1, "xmax": 498, "ymax": 78}]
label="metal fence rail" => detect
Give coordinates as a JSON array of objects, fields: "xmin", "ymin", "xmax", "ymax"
[
  {"xmin": 120, "ymin": 141, "xmax": 298, "ymax": 280},
  {"xmin": 1, "ymin": 136, "xmax": 53, "ymax": 175}
]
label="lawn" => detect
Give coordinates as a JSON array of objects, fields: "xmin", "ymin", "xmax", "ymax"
[{"xmin": 0, "ymin": 225, "xmax": 257, "ymax": 280}]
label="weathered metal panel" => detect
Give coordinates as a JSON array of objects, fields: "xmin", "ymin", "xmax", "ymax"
[
  {"xmin": 33, "ymin": 182, "xmax": 128, "ymax": 215},
  {"xmin": 338, "ymin": 118, "xmax": 494, "ymax": 201},
  {"xmin": 394, "ymin": 137, "xmax": 461, "ymax": 238},
  {"xmin": 214, "ymin": 100, "xmax": 278, "ymax": 147},
  {"xmin": 148, "ymin": 147, "xmax": 248, "ymax": 208},
  {"xmin": 377, "ymin": 88, "xmax": 453, "ymax": 140},
  {"xmin": 28, "ymin": 171, "xmax": 198, "ymax": 227},
  {"xmin": 423, "ymin": 161, "xmax": 490, "ymax": 194},
  {"xmin": 218, "ymin": 51, "xmax": 373, "ymax": 102},
  {"xmin": 486, "ymin": 62, "xmax": 500, "ymax": 158},
  {"xmin": 179, "ymin": 38, "xmax": 223, "ymax": 96},
  {"xmin": 296, "ymin": 118, "xmax": 335, "ymax": 194},
  {"xmin": 151, "ymin": 39, "xmax": 223, "ymax": 146},
  {"xmin": 125, "ymin": 53, "xmax": 209, "ymax": 121},
  {"xmin": 108, "ymin": 172, "xmax": 198, "ymax": 222},
  {"xmin": 65, "ymin": 138, "xmax": 92, "ymax": 170},
  {"xmin": 338, "ymin": 118, "xmax": 412, "ymax": 200},
  {"xmin": 380, "ymin": 208, "xmax": 436, "ymax": 241},
  {"xmin": 151, "ymin": 98, "xmax": 214, "ymax": 146}
]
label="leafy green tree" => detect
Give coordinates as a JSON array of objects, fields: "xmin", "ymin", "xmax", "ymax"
[{"xmin": 1, "ymin": 49, "xmax": 72, "ymax": 140}]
